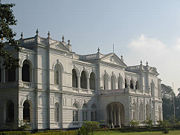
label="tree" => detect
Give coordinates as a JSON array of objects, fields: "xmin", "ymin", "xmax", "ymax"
[{"xmin": 0, "ymin": 1, "xmax": 19, "ymax": 69}]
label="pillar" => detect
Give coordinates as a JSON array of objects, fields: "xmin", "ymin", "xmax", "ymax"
[{"xmin": 87, "ymin": 77, "xmax": 90, "ymax": 90}]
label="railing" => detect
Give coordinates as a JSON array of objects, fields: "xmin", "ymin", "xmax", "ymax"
[{"xmin": 98, "ymin": 88, "xmax": 128, "ymax": 95}]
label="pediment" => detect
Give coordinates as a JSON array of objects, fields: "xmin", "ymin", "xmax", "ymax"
[
  {"xmin": 100, "ymin": 53, "xmax": 127, "ymax": 67},
  {"xmin": 50, "ymin": 41, "xmax": 69, "ymax": 52}
]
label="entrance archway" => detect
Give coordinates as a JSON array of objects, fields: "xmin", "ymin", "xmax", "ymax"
[{"xmin": 107, "ymin": 102, "xmax": 125, "ymax": 128}]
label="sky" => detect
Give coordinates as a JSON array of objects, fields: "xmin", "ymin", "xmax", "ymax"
[{"xmin": 6, "ymin": 0, "xmax": 180, "ymax": 93}]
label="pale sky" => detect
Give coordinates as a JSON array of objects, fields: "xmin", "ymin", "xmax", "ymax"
[{"xmin": 6, "ymin": 0, "xmax": 180, "ymax": 93}]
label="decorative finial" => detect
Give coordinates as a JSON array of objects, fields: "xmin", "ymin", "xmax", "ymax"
[
  {"xmin": 68, "ymin": 40, "xmax": 70, "ymax": 45},
  {"xmin": 20, "ymin": 32, "xmax": 23, "ymax": 39},
  {"xmin": 62, "ymin": 35, "xmax": 64, "ymax": 42},
  {"xmin": 97, "ymin": 47, "xmax": 100, "ymax": 53},
  {"xmin": 47, "ymin": 31, "xmax": 50, "ymax": 38},
  {"xmin": 140, "ymin": 60, "xmax": 142, "ymax": 65},
  {"xmin": 146, "ymin": 61, "xmax": 148, "ymax": 66},
  {"xmin": 36, "ymin": 29, "xmax": 39, "ymax": 36},
  {"xmin": 121, "ymin": 55, "xmax": 123, "ymax": 61}
]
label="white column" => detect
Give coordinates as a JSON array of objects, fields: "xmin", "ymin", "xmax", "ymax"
[
  {"xmin": 78, "ymin": 76, "xmax": 80, "ymax": 89},
  {"xmin": 118, "ymin": 108, "xmax": 121, "ymax": 128},
  {"xmin": 87, "ymin": 77, "xmax": 90, "ymax": 90}
]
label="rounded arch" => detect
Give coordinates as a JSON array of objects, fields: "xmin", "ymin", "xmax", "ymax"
[
  {"xmin": 52, "ymin": 60, "xmax": 64, "ymax": 72},
  {"xmin": 139, "ymin": 102, "xmax": 144, "ymax": 121},
  {"xmin": 73, "ymin": 102, "xmax": 80, "ymax": 122},
  {"xmin": 54, "ymin": 63, "xmax": 63, "ymax": 86},
  {"xmin": 72, "ymin": 69, "xmax": 78, "ymax": 88},
  {"xmin": 132, "ymin": 102, "xmax": 137, "ymax": 120},
  {"xmin": 80, "ymin": 70, "xmax": 87, "ymax": 89},
  {"xmin": 130, "ymin": 79, "xmax": 134, "ymax": 89},
  {"xmin": 104, "ymin": 72, "xmax": 109, "ymax": 90},
  {"xmin": 90, "ymin": 72, "xmax": 96, "ymax": 90},
  {"xmin": 111, "ymin": 74, "xmax": 116, "ymax": 90},
  {"xmin": 107, "ymin": 102, "xmax": 125, "ymax": 127},
  {"xmin": 23, "ymin": 100, "xmax": 32, "ymax": 122},
  {"xmin": 125, "ymin": 78, "xmax": 128, "ymax": 88},
  {"xmin": 118, "ymin": 74, "xmax": 123, "ymax": 89},
  {"xmin": 146, "ymin": 104, "xmax": 151, "ymax": 120},
  {"xmin": 55, "ymin": 102, "xmax": 60, "ymax": 122},
  {"xmin": 82, "ymin": 103, "xmax": 88, "ymax": 121},
  {"xmin": 151, "ymin": 80, "xmax": 155, "ymax": 96},
  {"xmin": 91, "ymin": 104, "xmax": 97, "ymax": 121},
  {"xmin": 22, "ymin": 59, "xmax": 32, "ymax": 82},
  {"xmin": 6, "ymin": 100, "xmax": 14, "ymax": 123},
  {"xmin": 135, "ymin": 80, "xmax": 139, "ymax": 90}
]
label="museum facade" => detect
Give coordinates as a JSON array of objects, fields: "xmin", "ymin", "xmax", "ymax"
[{"xmin": 0, "ymin": 31, "xmax": 162, "ymax": 129}]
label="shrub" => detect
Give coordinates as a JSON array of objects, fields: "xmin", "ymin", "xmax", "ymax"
[
  {"xmin": 0, "ymin": 131, "xmax": 30, "ymax": 135},
  {"xmin": 129, "ymin": 120, "xmax": 139, "ymax": 128},
  {"xmin": 143, "ymin": 119, "xmax": 153, "ymax": 129},
  {"xmin": 79, "ymin": 121, "xmax": 100, "ymax": 135}
]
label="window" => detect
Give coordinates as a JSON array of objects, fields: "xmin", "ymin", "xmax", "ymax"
[
  {"xmin": 23, "ymin": 100, "xmax": 30, "ymax": 122},
  {"xmin": 90, "ymin": 72, "xmax": 95, "ymax": 90},
  {"xmin": 73, "ymin": 103, "xmax": 79, "ymax": 122},
  {"xmin": 135, "ymin": 81, "xmax": 139, "ymax": 89},
  {"xmin": 104, "ymin": 73, "xmax": 108, "ymax": 90},
  {"xmin": 22, "ymin": 60, "xmax": 31, "ymax": 82},
  {"xmin": 80, "ymin": 71, "xmax": 87, "ymax": 89},
  {"xmin": 72, "ymin": 69, "xmax": 78, "ymax": 88},
  {"xmin": 91, "ymin": 104, "xmax": 97, "ymax": 121},
  {"xmin": 130, "ymin": 80, "xmax": 134, "ymax": 89},
  {"xmin": 125, "ymin": 79, "xmax": 128, "ymax": 88},
  {"xmin": 82, "ymin": 104, "xmax": 88, "ymax": 121},
  {"xmin": 55, "ymin": 103, "xmax": 59, "ymax": 122},
  {"xmin": 6, "ymin": 101, "xmax": 14, "ymax": 122},
  {"xmin": 118, "ymin": 75, "xmax": 122, "ymax": 89},
  {"xmin": 111, "ymin": 75, "xmax": 116, "ymax": 90},
  {"xmin": 54, "ymin": 65, "xmax": 61, "ymax": 85}
]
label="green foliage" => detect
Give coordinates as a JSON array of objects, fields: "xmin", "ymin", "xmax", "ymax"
[
  {"xmin": 0, "ymin": 1, "xmax": 19, "ymax": 69},
  {"xmin": 143, "ymin": 119, "xmax": 153, "ymax": 128},
  {"xmin": 0, "ymin": 131, "xmax": 30, "ymax": 135},
  {"xmin": 129, "ymin": 120, "xmax": 139, "ymax": 128},
  {"xmin": 79, "ymin": 121, "xmax": 100, "ymax": 135}
]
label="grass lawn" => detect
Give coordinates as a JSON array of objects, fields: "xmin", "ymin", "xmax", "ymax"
[{"xmin": 94, "ymin": 130, "xmax": 180, "ymax": 135}]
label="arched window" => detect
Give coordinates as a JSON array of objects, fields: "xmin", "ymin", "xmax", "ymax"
[
  {"xmin": 82, "ymin": 103, "xmax": 88, "ymax": 121},
  {"xmin": 22, "ymin": 60, "xmax": 31, "ymax": 82},
  {"xmin": 6, "ymin": 100, "xmax": 14, "ymax": 122},
  {"xmin": 72, "ymin": 69, "xmax": 78, "ymax": 88},
  {"xmin": 104, "ymin": 73, "xmax": 108, "ymax": 90},
  {"xmin": 90, "ymin": 72, "xmax": 96, "ymax": 90},
  {"xmin": 135, "ymin": 81, "xmax": 139, "ymax": 90},
  {"xmin": 146, "ymin": 104, "xmax": 150, "ymax": 120},
  {"xmin": 118, "ymin": 75, "xmax": 122, "ymax": 89},
  {"xmin": 151, "ymin": 81, "xmax": 155, "ymax": 96},
  {"xmin": 73, "ymin": 103, "xmax": 79, "ymax": 121},
  {"xmin": 130, "ymin": 80, "xmax": 134, "ymax": 89},
  {"xmin": 125, "ymin": 79, "xmax": 128, "ymax": 88},
  {"xmin": 5, "ymin": 68, "xmax": 16, "ymax": 82},
  {"xmin": 55, "ymin": 103, "xmax": 60, "ymax": 122},
  {"xmin": 23, "ymin": 100, "xmax": 30, "ymax": 122},
  {"xmin": 91, "ymin": 104, "xmax": 97, "ymax": 121},
  {"xmin": 111, "ymin": 75, "xmax": 116, "ymax": 90},
  {"xmin": 132, "ymin": 102, "xmax": 136, "ymax": 120},
  {"xmin": 139, "ymin": 103, "xmax": 143, "ymax": 121},
  {"xmin": 54, "ymin": 64, "xmax": 61, "ymax": 85},
  {"xmin": 80, "ymin": 71, "xmax": 87, "ymax": 89}
]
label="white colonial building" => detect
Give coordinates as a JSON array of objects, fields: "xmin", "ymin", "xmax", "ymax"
[{"xmin": 0, "ymin": 31, "xmax": 162, "ymax": 130}]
